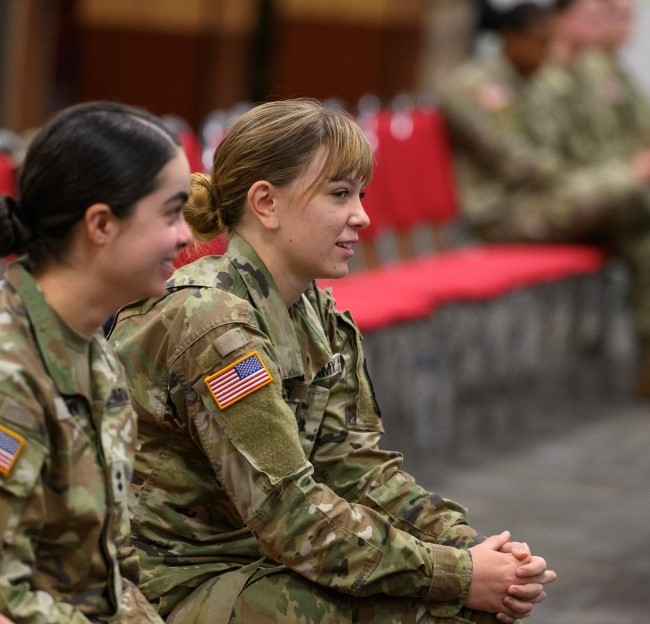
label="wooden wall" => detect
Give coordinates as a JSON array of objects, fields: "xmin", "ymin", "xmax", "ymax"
[
  {"xmin": 0, "ymin": 0, "xmax": 477, "ymax": 132},
  {"xmin": 74, "ymin": 0, "xmax": 257, "ymax": 127},
  {"xmin": 269, "ymin": 0, "xmax": 425, "ymax": 105}
]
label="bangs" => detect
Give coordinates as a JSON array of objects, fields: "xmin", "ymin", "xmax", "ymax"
[{"xmin": 318, "ymin": 114, "xmax": 374, "ymax": 187}]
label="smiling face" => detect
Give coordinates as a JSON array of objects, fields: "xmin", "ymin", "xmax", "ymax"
[
  {"xmin": 105, "ymin": 148, "xmax": 192, "ymax": 303},
  {"xmin": 268, "ymin": 148, "xmax": 370, "ymax": 296}
]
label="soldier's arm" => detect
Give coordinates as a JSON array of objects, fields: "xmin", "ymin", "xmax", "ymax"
[
  {"xmin": 164, "ymin": 322, "xmax": 474, "ymax": 618},
  {"xmin": 545, "ymin": 157, "xmax": 650, "ymax": 235},
  {"xmin": 439, "ymin": 74, "xmax": 559, "ymax": 187},
  {"xmin": 0, "ymin": 409, "xmax": 94, "ymax": 624},
  {"xmin": 309, "ymin": 305, "xmax": 483, "ymax": 549}
]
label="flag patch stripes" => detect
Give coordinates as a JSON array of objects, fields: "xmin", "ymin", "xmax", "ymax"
[
  {"xmin": 0, "ymin": 424, "xmax": 25, "ymax": 477},
  {"xmin": 204, "ymin": 351, "xmax": 272, "ymax": 409}
]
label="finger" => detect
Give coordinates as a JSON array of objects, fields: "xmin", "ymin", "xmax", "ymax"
[
  {"xmin": 501, "ymin": 596, "xmax": 535, "ymax": 618},
  {"xmin": 508, "ymin": 582, "xmax": 544, "ymax": 600},
  {"xmin": 542, "ymin": 569, "xmax": 558, "ymax": 584},
  {"xmin": 508, "ymin": 586, "xmax": 548, "ymax": 605},
  {"xmin": 516, "ymin": 569, "xmax": 557, "ymax": 586},
  {"xmin": 516, "ymin": 556, "xmax": 548, "ymax": 577},
  {"xmin": 483, "ymin": 530, "xmax": 512, "ymax": 551},
  {"xmin": 507, "ymin": 541, "xmax": 532, "ymax": 560},
  {"xmin": 498, "ymin": 597, "xmax": 534, "ymax": 620},
  {"xmin": 528, "ymin": 591, "xmax": 547, "ymax": 605},
  {"xmin": 497, "ymin": 610, "xmax": 532, "ymax": 622},
  {"xmin": 496, "ymin": 606, "xmax": 530, "ymax": 622}
]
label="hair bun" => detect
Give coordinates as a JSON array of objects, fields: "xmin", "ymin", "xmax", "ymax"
[
  {"xmin": 184, "ymin": 172, "xmax": 223, "ymax": 242},
  {"xmin": 0, "ymin": 195, "xmax": 33, "ymax": 257}
]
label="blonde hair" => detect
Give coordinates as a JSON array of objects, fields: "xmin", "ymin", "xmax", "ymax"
[{"xmin": 184, "ymin": 98, "xmax": 374, "ymax": 243}]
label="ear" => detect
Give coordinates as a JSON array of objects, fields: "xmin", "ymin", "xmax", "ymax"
[
  {"xmin": 83, "ymin": 203, "xmax": 117, "ymax": 245},
  {"xmin": 247, "ymin": 180, "xmax": 280, "ymax": 231}
]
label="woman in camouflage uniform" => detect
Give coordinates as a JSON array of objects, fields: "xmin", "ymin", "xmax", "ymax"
[
  {"xmin": 0, "ymin": 101, "xmax": 192, "ymax": 623},
  {"xmin": 111, "ymin": 99, "xmax": 556, "ymax": 623}
]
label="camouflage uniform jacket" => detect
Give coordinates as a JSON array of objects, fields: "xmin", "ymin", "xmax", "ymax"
[
  {"xmin": 111, "ymin": 234, "xmax": 479, "ymax": 619},
  {"xmin": 440, "ymin": 52, "xmax": 649, "ymax": 240},
  {"xmin": 0, "ymin": 260, "xmax": 163, "ymax": 624},
  {"xmin": 438, "ymin": 52, "xmax": 559, "ymax": 231},
  {"xmin": 525, "ymin": 54, "xmax": 650, "ymax": 234},
  {"xmin": 576, "ymin": 48, "xmax": 650, "ymax": 159}
]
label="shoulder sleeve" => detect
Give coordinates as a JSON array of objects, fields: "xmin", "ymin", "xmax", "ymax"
[
  {"xmin": 0, "ymin": 393, "xmax": 48, "ymax": 499},
  {"xmin": 0, "ymin": 397, "xmax": 96, "ymax": 623}
]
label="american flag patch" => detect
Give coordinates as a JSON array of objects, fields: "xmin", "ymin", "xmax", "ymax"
[
  {"xmin": 205, "ymin": 351, "xmax": 272, "ymax": 410},
  {"xmin": 0, "ymin": 424, "xmax": 25, "ymax": 477}
]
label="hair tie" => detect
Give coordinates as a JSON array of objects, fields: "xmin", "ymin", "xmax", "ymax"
[
  {"xmin": 214, "ymin": 205, "xmax": 226, "ymax": 233},
  {"xmin": 209, "ymin": 186, "xmax": 226, "ymax": 233}
]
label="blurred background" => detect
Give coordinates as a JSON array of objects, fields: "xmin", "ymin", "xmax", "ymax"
[
  {"xmin": 1, "ymin": 0, "xmax": 650, "ymax": 135},
  {"xmin": 0, "ymin": 0, "xmax": 471, "ymax": 133}
]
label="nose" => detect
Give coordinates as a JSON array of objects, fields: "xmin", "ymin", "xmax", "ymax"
[
  {"xmin": 176, "ymin": 214, "xmax": 192, "ymax": 248},
  {"xmin": 350, "ymin": 195, "xmax": 370, "ymax": 230}
]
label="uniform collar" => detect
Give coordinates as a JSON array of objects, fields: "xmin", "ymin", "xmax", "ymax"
[
  {"xmin": 226, "ymin": 234, "xmax": 306, "ymax": 380},
  {"xmin": 6, "ymin": 259, "xmax": 83, "ymax": 396}
]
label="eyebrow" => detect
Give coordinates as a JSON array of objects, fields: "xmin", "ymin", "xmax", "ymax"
[
  {"xmin": 165, "ymin": 191, "xmax": 189, "ymax": 204},
  {"xmin": 328, "ymin": 177, "xmax": 365, "ymax": 187}
]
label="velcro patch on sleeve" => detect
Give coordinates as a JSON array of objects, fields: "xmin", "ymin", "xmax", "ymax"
[
  {"xmin": 204, "ymin": 351, "xmax": 273, "ymax": 410},
  {"xmin": 0, "ymin": 423, "xmax": 26, "ymax": 477}
]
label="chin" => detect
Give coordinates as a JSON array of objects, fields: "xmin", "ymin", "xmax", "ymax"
[
  {"xmin": 324, "ymin": 266, "xmax": 349, "ymax": 280},
  {"xmin": 139, "ymin": 279, "xmax": 167, "ymax": 300}
]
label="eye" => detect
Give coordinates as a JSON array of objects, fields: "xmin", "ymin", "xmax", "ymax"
[
  {"xmin": 167, "ymin": 205, "xmax": 184, "ymax": 223},
  {"xmin": 359, "ymin": 190, "xmax": 366, "ymax": 200},
  {"xmin": 332, "ymin": 189, "xmax": 349, "ymax": 200}
]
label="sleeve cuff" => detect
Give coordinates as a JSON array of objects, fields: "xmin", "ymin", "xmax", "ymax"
[{"xmin": 423, "ymin": 545, "xmax": 473, "ymax": 613}]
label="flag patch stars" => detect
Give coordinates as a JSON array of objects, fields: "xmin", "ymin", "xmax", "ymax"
[
  {"xmin": 0, "ymin": 424, "xmax": 25, "ymax": 477},
  {"xmin": 205, "ymin": 351, "xmax": 272, "ymax": 410}
]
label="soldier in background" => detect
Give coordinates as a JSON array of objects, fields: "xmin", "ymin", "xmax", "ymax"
[
  {"xmin": 110, "ymin": 98, "xmax": 556, "ymax": 624},
  {"xmin": 440, "ymin": 0, "xmax": 650, "ymax": 395},
  {"xmin": 529, "ymin": 0, "xmax": 650, "ymax": 394},
  {"xmin": 525, "ymin": 0, "xmax": 607, "ymax": 162},
  {"xmin": 576, "ymin": 0, "xmax": 650, "ymax": 160},
  {"xmin": 439, "ymin": 0, "xmax": 560, "ymax": 241},
  {"xmin": 0, "ymin": 101, "xmax": 192, "ymax": 623}
]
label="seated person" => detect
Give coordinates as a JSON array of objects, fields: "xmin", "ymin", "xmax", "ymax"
[
  {"xmin": 440, "ymin": 0, "xmax": 650, "ymax": 395},
  {"xmin": 110, "ymin": 98, "xmax": 556, "ymax": 624}
]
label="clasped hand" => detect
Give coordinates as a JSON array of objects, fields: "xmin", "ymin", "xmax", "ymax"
[{"xmin": 467, "ymin": 530, "xmax": 557, "ymax": 623}]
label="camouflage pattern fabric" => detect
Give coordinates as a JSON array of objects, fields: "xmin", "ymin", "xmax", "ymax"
[
  {"xmin": 527, "ymin": 51, "xmax": 650, "ymax": 341},
  {"xmin": 439, "ymin": 51, "xmax": 650, "ymax": 340},
  {"xmin": 530, "ymin": 49, "xmax": 650, "ymax": 164},
  {"xmin": 165, "ymin": 567, "xmax": 500, "ymax": 624},
  {"xmin": 526, "ymin": 57, "xmax": 602, "ymax": 166},
  {"xmin": 439, "ymin": 51, "xmax": 650, "ymax": 240},
  {"xmin": 438, "ymin": 53, "xmax": 563, "ymax": 240},
  {"xmin": 0, "ymin": 259, "xmax": 163, "ymax": 623},
  {"xmin": 577, "ymin": 49, "xmax": 647, "ymax": 158},
  {"xmin": 110, "ymin": 234, "xmax": 503, "ymax": 623}
]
